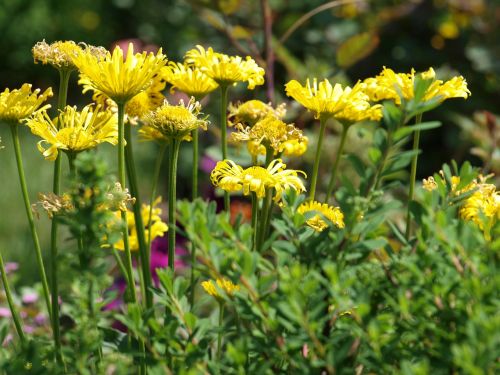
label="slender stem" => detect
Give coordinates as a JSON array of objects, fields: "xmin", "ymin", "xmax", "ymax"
[
  {"xmin": 217, "ymin": 303, "xmax": 225, "ymax": 360},
  {"xmin": 219, "ymin": 85, "xmax": 230, "ymax": 212},
  {"xmin": 192, "ymin": 129, "xmax": 199, "ymax": 200},
  {"xmin": 117, "ymin": 104, "xmax": 137, "ymax": 303},
  {"xmin": 309, "ymin": 116, "xmax": 328, "ymax": 201},
  {"xmin": 9, "ymin": 124, "xmax": 52, "ymax": 317},
  {"xmin": 168, "ymin": 140, "xmax": 181, "ymax": 270},
  {"xmin": 325, "ymin": 124, "xmax": 349, "ymax": 202},
  {"xmin": 257, "ymin": 189, "xmax": 273, "ymax": 252},
  {"xmin": 147, "ymin": 143, "xmax": 167, "ymax": 272},
  {"xmin": 0, "ymin": 249, "xmax": 26, "ymax": 343},
  {"xmin": 48, "ymin": 68, "xmax": 71, "ymax": 367},
  {"xmin": 405, "ymin": 114, "xmax": 423, "ymax": 239},
  {"xmin": 260, "ymin": 0, "xmax": 275, "ymax": 103},
  {"xmin": 251, "ymin": 193, "xmax": 258, "ymax": 252},
  {"xmin": 125, "ymin": 124, "xmax": 153, "ymax": 309},
  {"xmin": 112, "ymin": 247, "xmax": 129, "ymax": 285}
]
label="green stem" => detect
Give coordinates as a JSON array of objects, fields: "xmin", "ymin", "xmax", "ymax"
[
  {"xmin": 325, "ymin": 124, "xmax": 349, "ymax": 202},
  {"xmin": 309, "ymin": 115, "xmax": 328, "ymax": 201},
  {"xmin": 0, "ymin": 249, "xmax": 26, "ymax": 343},
  {"xmin": 112, "ymin": 247, "xmax": 129, "ymax": 286},
  {"xmin": 217, "ymin": 303, "xmax": 225, "ymax": 360},
  {"xmin": 9, "ymin": 124, "xmax": 52, "ymax": 318},
  {"xmin": 405, "ymin": 114, "xmax": 423, "ymax": 240},
  {"xmin": 168, "ymin": 140, "xmax": 181, "ymax": 270},
  {"xmin": 219, "ymin": 85, "xmax": 230, "ymax": 212},
  {"xmin": 147, "ymin": 143, "xmax": 167, "ymax": 274},
  {"xmin": 192, "ymin": 128, "xmax": 199, "ymax": 200},
  {"xmin": 251, "ymin": 192, "xmax": 258, "ymax": 252},
  {"xmin": 117, "ymin": 104, "xmax": 137, "ymax": 303},
  {"xmin": 125, "ymin": 123, "xmax": 153, "ymax": 309}
]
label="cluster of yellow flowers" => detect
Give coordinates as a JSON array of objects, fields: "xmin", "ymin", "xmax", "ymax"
[
  {"xmin": 423, "ymin": 174, "xmax": 499, "ymax": 239},
  {"xmin": 114, "ymin": 198, "xmax": 168, "ymax": 251},
  {"xmin": 201, "ymin": 278, "xmax": 240, "ymax": 300}
]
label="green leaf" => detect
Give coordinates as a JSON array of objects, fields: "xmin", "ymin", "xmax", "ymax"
[
  {"xmin": 337, "ymin": 32, "xmax": 379, "ymax": 68},
  {"xmin": 393, "ymin": 121, "xmax": 442, "ymax": 141}
]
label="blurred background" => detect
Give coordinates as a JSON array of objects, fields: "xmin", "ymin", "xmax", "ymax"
[{"xmin": 0, "ymin": 0, "xmax": 498, "ymax": 283}]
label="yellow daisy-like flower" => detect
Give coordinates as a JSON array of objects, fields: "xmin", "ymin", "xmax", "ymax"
[
  {"xmin": 25, "ymin": 104, "xmax": 118, "ymax": 161},
  {"xmin": 80, "ymin": 72, "xmax": 166, "ymax": 123},
  {"xmin": 32, "ymin": 40, "xmax": 106, "ymax": 71},
  {"xmin": 230, "ymin": 115, "xmax": 307, "ymax": 156},
  {"xmin": 285, "ymin": 78, "xmax": 382, "ymax": 122},
  {"xmin": 139, "ymin": 98, "xmax": 209, "ymax": 142},
  {"xmin": 185, "ymin": 45, "xmax": 265, "ymax": 89},
  {"xmin": 363, "ymin": 67, "xmax": 470, "ymax": 105},
  {"xmin": 228, "ymin": 100, "xmax": 286, "ymax": 127},
  {"xmin": 210, "ymin": 159, "xmax": 306, "ymax": 202},
  {"xmin": 73, "ymin": 43, "xmax": 167, "ymax": 104},
  {"xmin": 201, "ymin": 278, "xmax": 240, "ymax": 299},
  {"xmin": 0, "ymin": 84, "xmax": 53, "ymax": 124},
  {"xmin": 162, "ymin": 62, "xmax": 218, "ymax": 98},
  {"xmin": 114, "ymin": 197, "xmax": 168, "ymax": 251},
  {"xmin": 297, "ymin": 200, "xmax": 345, "ymax": 232}
]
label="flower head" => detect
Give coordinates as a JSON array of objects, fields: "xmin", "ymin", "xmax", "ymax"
[
  {"xmin": 74, "ymin": 43, "xmax": 167, "ymax": 104},
  {"xmin": 363, "ymin": 67, "xmax": 470, "ymax": 105},
  {"xmin": 201, "ymin": 278, "xmax": 240, "ymax": 300},
  {"xmin": 185, "ymin": 45, "xmax": 265, "ymax": 89},
  {"xmin": 285, "ymin": 78, "xmax": 382, "ymax": 122},
  {"xmin": 422, "ymin": 176, "xmax": 438, "ymax": 191},
  {"xmin": 32, "ymin": 40, "xmax": 104, "ymax": 71},
  {"xmin": 25, "ymin": 104, "xmax": 118, "ymax": 160},
  {"xmin": 114, "ymin": 197, "xmax": 168, "ymax": 251},
  {"xmin": 81, "ymin": 72, "xmax": 166, "ymax": 124},
  {"xmin": 297, "ymin": 201, "xmax": 345, "ymax": 232},
  {"xmin": 231, "ymin": 115, "xmax": 307, "ymax": 157},
  {"xmin": 0, "ymin": 84, "xmax": 53, "ymax": 124},
  {"xmin": 162, "ymin": 62, "xmax": 218, "ymax": 98},
  {"xmin": 210, "ymin": 159, "xmax": 306, "ymax": 202},
  {"xmin": 140, "ymin": 98, "xmax": 209, "ymax": 142},
  {"xmin": 228, "ymin": 100, "xmax": 286, "ymax": 127}
]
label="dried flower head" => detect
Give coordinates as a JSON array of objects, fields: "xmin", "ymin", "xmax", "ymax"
[
  {"xmin": 32, "ymin": 40, "xmax": 87, "ymax": 70},
  {"xmin": 37, "ymin": 192, "xmax": 74, "ymax": 218}
]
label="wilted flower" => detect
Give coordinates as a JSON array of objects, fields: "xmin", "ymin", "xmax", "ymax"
[
  {"xmin": 25, "ymin": 104, "xmax": 118, "ymax": 160},
  {"xmin": 228, "ymin": 100, "xmax": 286, "ymax": 127},
  {"xmin": 211, "ymin": 159, "xmax": 306, "ymax": 202},
  {"xmin": 185, "ymin": 45, "xmax": 265, "ymax": 89},
  {"xmin": 32, "ymin": 40, "xmax": 98, "ymax": 71},
  {"xmin": 163, "ymin": 62, "xmax": 218, "ymax": 98},
  {"xmin": 37, "ymin": 192, "xmax": 74, "ymax": 218},
  {"xmin": 297, "ymin": 200, "xmax": 345, "ymax": 232},
  {"xmin": 0, "ymin": 84, "xmax": 52, "ymax": 124},
  {"xmin": 285, "ymin": 78, "xmax": 382, "ymax": 122},
  {"xmin": 422, "ymin": 176, "xmax": 438, "ymax": 191},
  {"xmin": 74, "ymin": 43, "xmax": 167, "ymax": 104},
  {"xmin": 140, "ymin": 98, "xmax": 209, "ymax": 142}
]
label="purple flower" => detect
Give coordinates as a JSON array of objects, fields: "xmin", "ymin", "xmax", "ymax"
[
  {"xmin": 0, "ymin": 307, "xmax": 11, "ymax": 318},
  {"xmin": 4, "ymin": 262, "xmax": 18, "ymax": 274},
  {"xmin": 22, "ymin": 292, "xmax": 38, "ymax": 305}
]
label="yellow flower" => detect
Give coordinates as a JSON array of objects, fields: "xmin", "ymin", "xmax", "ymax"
[
  {"xmin": 32, "ymin": 40, "xmax": 106, "ymax": 71},
  {"xmin": 162, "ymin": 62, "xmax": 218, "ymax": 98},
  {"xmin": 73, "ymin": 43, "xmax": 167, "ymax": 104},
  {"xmin": 185, "ymin": 45, "xmax": 265, "ymax": 89},
  {"xmin": 25, "ymin": 104, "xmax": 118, "ymax": 160},
  {"xmin": 228, "ymin": 100, "xmax": 286, "ymax": 127},
  {"xmin": 210, "ymin": 159, "xmax": 306, "ymax": 202},
  {"xmin": 114, "ymin": 197, "xmax": 168, "ymax": 251},
  {"xmin": 80, "ymin": 72, "xmax": 166, "ymax": 123},
  {"xmin": 285, "ymin": 78, "xmax": 382, "ymax": 122},
  {"xmin": 281, "ymin": 138, "xmax": 308, "ymax": 157},
  {"xmin": 230, "ymin": 115, "xmax": 307, "ymax": 156},
  {"xmin": 297, "ymin": 201, "xmax": 345, "ymax": 232},
  {"xmin": 201, "ymin": 278, "xmax": 240, "ymax": 299},
  {"xmin": 363, "ymin": 67, "xmax": 470, "ymax": 105},
  {"xmin": 0, "ymin": 84, "xmax": 53, "ymax": 124},
  {"xmin": 139, "ymin": 98, "xmax": 209, "ymax": 142}
]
